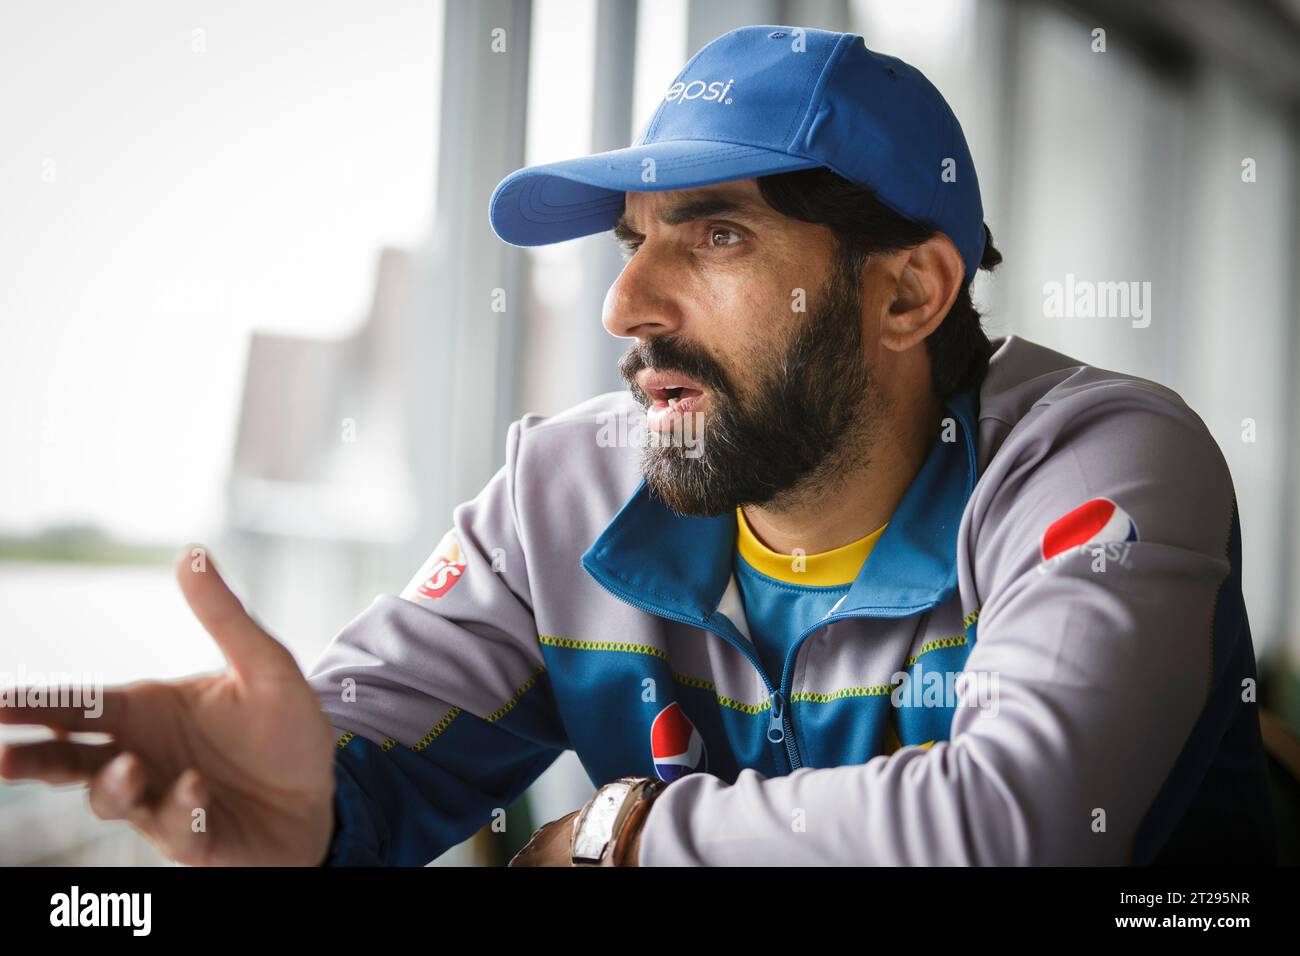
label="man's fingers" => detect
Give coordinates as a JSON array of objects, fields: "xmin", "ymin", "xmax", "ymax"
[
  {"xmin": 87, "ymin": 751, "xmax": 151, "ymax": 824},
  {"xmin": 147, "ymin": 769, "xmax": 211, "ymax": 865},
  {"xmin": 174, "ymin": 544, "xmax": 295, "ymax": 681},
  {"xmin": 85, "ymin": 754, "xmax": 213, "ymax": 865},
  {"xmin": 0, "ymin": 691, "xmax": 126, "ymax": 734},
  {"xmin": 0, "ymin": 739, "xmax": 121, "ymax": 785}
]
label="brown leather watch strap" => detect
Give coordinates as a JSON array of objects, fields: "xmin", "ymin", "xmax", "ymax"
[
  {"xmin": 606, "ymin": 779, "xmax": 663, "ymax": 867},
  {"xmin": 571, "ymin": 776, "xmax": 665, "ymax": 867}
]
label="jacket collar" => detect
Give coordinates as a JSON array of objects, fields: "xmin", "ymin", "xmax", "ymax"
[{"xmin": 581, "ymin": 390, "xmax": 978, "ymax": 624}]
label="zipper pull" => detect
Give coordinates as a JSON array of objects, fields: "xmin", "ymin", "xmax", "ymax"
[{"xmin": 767, "ymin": 691, "xmax": 786, "ymax": 743}]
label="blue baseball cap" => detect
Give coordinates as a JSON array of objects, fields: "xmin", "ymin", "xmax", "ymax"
[{"xmin": 489, "ymin": 25, "xmax": 988, "ymax": 284}]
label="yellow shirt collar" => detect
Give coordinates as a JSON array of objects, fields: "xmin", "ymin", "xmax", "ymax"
[{"xmin": 735, "ymin": 506, "xmax": 887, "ymax": 587}]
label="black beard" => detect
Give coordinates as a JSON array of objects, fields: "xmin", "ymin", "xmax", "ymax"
[{"xmin": 618, "ymin": 251, "xmax": 884, "ymax": 517}]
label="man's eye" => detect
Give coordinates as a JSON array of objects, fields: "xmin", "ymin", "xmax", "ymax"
[
  {"xmin": 706, "ymin": 226, "xmax": 743, "ymax": 248},
  {"xmin": 618, "ymin": 241, "xmax": 642, "ymax": 259}
]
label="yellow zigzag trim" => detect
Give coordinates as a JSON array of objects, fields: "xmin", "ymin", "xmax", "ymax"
[
  {"xmin": 541, "ymin": 633, "xmax": 768, "ymax": 712},
  {"xmin": 670, "ymin": 671, "xmax": 714, "ymax": 693},
  {"xmin": 409, "ymin": 663, "xmax": 547, "ymax": 752},
  {"xmin": 905, "ymin": 635, "xmax": 969, "ymax": 668},
  {"xmin": 485, "ymin": 664, "xmax": 547, "ymax": 723},
  {"xmin": 537, "ymin": 632, "xmax": 970, "ymax": 713},
  {"xmin": 715, "ymin": 693, "xmax": 770, "ymax": 715},
  {"xmin": 335, "ymin": 731, "xmax": 399, "ymax": 752},
  {"xmin": 792, "ymin": 684, "xmax": 893, "ymax": 704},
  {"xmin": 539, "ymin": 634, "xmax": 667, "ymax": 660},
  {"xmin": 336, "ymin": 665, "xmax": 546, "ymax": 755},
  {"xmin": 669, "ymin": 671, "xmax": 768, "ymax": 714},
  {"xmin": 412, "ymin": 707, "xmax": 461, "ymax": 752},
  {"xmin": 962, "ymin": 608, "xmax": 981, "ymax": 630}
]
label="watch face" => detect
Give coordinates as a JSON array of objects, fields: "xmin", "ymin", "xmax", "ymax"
[{"xmin": 572, "ymin": 783, "xmax": 632, "ymax": 862}]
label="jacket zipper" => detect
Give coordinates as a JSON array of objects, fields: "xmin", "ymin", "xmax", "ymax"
[
  {"xmin": 586, "ymin": 567, "xmax": 942, "ymax": 773},
  {"xmin": 775, "ymin": 605, "xmax": 929, "ymax": 770},
  {"xmin": 584, "ymin": 567, "xmax": 799, "ymax": 772}
]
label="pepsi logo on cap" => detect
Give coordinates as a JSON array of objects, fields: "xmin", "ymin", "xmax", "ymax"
[
  {"xmin": 1040, "ymin": 497, "xmax": 1139, "ymax": 561},
  {"xmin": 650, "ymin": 702, "xmax": 707, "ymax": 782}
]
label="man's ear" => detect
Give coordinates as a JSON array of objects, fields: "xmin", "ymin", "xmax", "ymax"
[{"xmin": 880, "ymin": 235, "xmax": 964, "ymax": 352}]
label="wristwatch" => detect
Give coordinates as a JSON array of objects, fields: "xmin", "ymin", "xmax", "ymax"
[{"xmin": 570, "ymin": 776, "xmax": 665, "ymax": 866}]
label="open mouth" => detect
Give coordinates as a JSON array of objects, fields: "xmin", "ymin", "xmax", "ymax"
[
  {"xmin": 635, "ymin": 370, "xmax": 709, "ymax": 431},
  {"xmin": 646, "ymin": 385, "xmax": 706, "ymax": 430},
  {"xmin": 647, "ymin": 384, "xmax": 705, "ymax": 408}
]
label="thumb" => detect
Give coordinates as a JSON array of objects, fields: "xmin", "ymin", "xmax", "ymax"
[{"xmin": 175, "ymin": 544, "xmax": 295, "ymax": 681}]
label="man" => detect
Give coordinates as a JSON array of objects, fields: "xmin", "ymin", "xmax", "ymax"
[{"xmin": 0, "ymin": 26, "xmax": 1276, "ymax": 866}]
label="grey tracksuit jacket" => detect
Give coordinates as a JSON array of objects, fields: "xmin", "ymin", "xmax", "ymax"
[{"xmin": 309, "ymin": 334, "xmax": 1277, "ymax": 866}]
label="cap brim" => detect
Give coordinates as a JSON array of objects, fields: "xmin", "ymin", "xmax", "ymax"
[{"xmin": 489, "ymin": 139, "xmax": 821, "ymax": 247}]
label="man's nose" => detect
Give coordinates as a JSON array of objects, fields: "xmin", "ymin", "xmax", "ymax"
[{"xmin": 601, "ymin": 255, "xmax": 682, "ymax": 340}]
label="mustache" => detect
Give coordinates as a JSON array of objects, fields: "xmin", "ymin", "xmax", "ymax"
[{"xmin": 617, "ymin": 335, "xmax": 734, "ymax": 403}]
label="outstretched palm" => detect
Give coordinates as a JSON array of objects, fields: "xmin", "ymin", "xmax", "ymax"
[{"xmin": 0, "ymin": 548, "xmax": 336, "ymax": 866}]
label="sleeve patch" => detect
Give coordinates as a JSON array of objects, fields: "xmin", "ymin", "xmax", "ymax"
[
  {"xmin": 401, "ymin": 530, "xmax": 467, "ymax": 602},
  {"xmin": 1040, "ymin": 497, "xmax": 1139, "ymax": 561}
]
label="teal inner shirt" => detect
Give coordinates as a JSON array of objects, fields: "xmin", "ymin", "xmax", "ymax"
[
  {"xmin": 731, "ymin": 507, "xmax": 887, "ymax": 689},
  {"xmin": 732, "ymin": 552, "xmax": 853, "ymax": 688}
]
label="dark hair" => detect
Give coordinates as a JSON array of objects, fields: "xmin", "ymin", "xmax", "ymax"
[{"xmin": 756, "ymin": 167, "xmax": 1002, "ymax": 399}]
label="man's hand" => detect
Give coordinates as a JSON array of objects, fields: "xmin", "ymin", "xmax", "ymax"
[
  {"xmin": 508, "ymin": 793, "xmax": 653, "ymax": 866},
  {"xmin": 0, "ymin": 545, "xmax": 336, "ymax": 866},
  {"xmin": 508, "ymin": 810, "xmax": 580, "ymax": 866}
]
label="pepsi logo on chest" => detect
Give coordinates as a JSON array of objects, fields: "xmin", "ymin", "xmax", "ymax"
[{"xmin": 650, "ymin": 702, "xmax": 708, "ymax": 781}]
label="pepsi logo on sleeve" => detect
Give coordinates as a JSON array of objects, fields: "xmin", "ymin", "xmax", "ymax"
[{"xmin": 1040, "ymin": 497, "xmax": 1139, "ymax": 561}]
